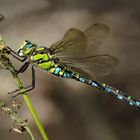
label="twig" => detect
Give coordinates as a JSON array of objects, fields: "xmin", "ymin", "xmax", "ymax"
[{"xmin": 0, "ymin": 101, "xmax": 35, "ymax": 139}]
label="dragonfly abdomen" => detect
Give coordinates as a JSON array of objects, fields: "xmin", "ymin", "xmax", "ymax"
[
  {"xmin": 48, "ymin": 63, "xmax": 140, "ymax": 108},
  {"xmin": 73, "ymin": 75, "xmax": 140, "ymax": 108},
  {"xmin": 101, "ymin": 84, "xmax": 140, "ymax": 108}
]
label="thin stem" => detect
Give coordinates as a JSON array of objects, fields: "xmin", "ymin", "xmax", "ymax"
[
  {"xmin": 10, "ymin": 69, "xmax": 49, "ymax": 140},
  {"xmin": 0, "ymin": 36, "xmax": 49, "ymax": 140}
]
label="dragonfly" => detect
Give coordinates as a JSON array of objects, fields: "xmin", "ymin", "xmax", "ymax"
[{"xmin": 6, "ymin": 23, "xmax": 140, "ymax": 108}]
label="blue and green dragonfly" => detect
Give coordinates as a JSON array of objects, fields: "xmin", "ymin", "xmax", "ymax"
[{"xmin": 7, "ymin": 23, "xmax": 140, "ymax": 108}]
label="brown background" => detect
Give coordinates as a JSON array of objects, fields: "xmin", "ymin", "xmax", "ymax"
[{"xmin": 0, "ymin": 0, "xmax": 140, "ymax": 140}]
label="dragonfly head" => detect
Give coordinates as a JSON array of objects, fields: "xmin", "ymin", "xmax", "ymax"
[{"xmin": 17, "ymin": 40, "xmax": 37, "ymax": 56}]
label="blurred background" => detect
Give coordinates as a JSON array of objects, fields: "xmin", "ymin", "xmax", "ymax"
[{"xmin": 0, "ymin": 0, "xmax": 140, "ymax": 140}]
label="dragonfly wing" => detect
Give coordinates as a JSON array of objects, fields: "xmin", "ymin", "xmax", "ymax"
[
  {"xmin": 58, "ymin": 55, "xmax": 118, "ymax": 77},
  {"xmin": 49, "ymin": 23, "xmax": 110, "ymax": 58},
  {"xmin": 49, "ymin": 23, "xmax": 115, "ymax": 78},
  {"xmin": 84, "ymin": 23, "xmax": 110, "ymax": 50},
  {"xmin": 50, "ymin": 28, "xmax": 87, "ymax": 57}
]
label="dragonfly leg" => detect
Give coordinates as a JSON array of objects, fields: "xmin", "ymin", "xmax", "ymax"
[
  {"xmin": 8, "ymin": 62, "xmax": 30, "ymax": 94},
  {"xmin": 15, "ymin": 62, "xmax": 30, "ymax": 74},
  {"xmin": 8, "ymin": 66, "xmax": 35, "ymax": 98},
  {"xmin": 6, "ymin": 46, "xmax": 27, "ymax": 62}
]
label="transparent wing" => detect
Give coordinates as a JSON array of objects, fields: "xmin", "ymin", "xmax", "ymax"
[
  {"xmin": 50, "ymin": 28, "xmax": 87, "ymax": 57},
  {"xmin": 84, "ymin": 23, "xmax": 110, "ymax": 51},
  {"xmin": 49, "ymin": 23, "xmax": 115, "ymax": 78},
  {"xmin": 49, "ymin": 23, "xmax": 110, "ymax": 58},
  {"xmin": 58, "ymin": 55, "xmax": 118, "ymax": 78}
]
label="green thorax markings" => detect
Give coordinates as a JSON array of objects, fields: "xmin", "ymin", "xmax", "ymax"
[
  {"xmin": 30, "ymin": 47, "xmax": 53, "ymax": 70},
  {"xmin": 17, "ymin": 41, "xmax": 54, "ymax": 70}
]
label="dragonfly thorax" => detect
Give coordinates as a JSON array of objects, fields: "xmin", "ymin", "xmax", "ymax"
[{"xmin": 17, "ymin": 40, "xmax": 52, "ymax": 70}]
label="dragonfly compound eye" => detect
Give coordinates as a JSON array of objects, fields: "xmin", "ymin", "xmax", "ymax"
[{"xmin": 25, "ymin": 43, "xmax": 33, "ymax": 49}]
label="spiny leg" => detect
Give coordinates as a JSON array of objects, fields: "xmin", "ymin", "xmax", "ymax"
[
  {"xmin": 9, "ymin": 65, "xmax": 35, "ymax": 98},
  {"xmin": 12, "ymin": 66, "xmax": 35, "ymax": 98},
  {"xmin": 8, "ymin": 62, "xmax": 30, "ymax": 94}
]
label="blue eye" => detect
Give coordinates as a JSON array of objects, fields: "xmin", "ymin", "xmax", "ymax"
[{"xmin": 25, "ymin": 43, "xmax": 32, "ymax": 49}]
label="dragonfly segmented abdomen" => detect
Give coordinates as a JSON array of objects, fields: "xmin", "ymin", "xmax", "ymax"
[
  {"xmin": 72, "ymin": 74, "xmax": 140, "ymax": 108},
  {"xmin": 102, "ymin": 84, "xmax": 140, "ymax": 107},
  {"xmin": 48, "ymin": 64, "xmax": 140, "ymax": 108}
]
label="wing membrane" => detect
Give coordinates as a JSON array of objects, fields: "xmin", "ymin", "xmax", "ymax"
[
  {"xmin": 59, "ymin": 55, "xmax": 118, "ymax": 77},
  {"xmin": 84, "ymin": 23, "xmax": 110, "ymax": 50},
  {"xmin": 49, "ymin": 23, "xmax": 117, "ymax": 78},
  {"xmin": 50, "ymin": 23, "xmax": 109, "ymax": 57},
  {"xmin": 50, "ymin": 28, "xmax": 87, "ymax": 57}
]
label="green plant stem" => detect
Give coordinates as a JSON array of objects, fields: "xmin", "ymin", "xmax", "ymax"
[
  {"xmin": 0, "ymin": 37, "xmax": 49, "ymax": 140},
  {"xmin": 9, "ymin": 65, "xmax": 49, "ymax": 140}
]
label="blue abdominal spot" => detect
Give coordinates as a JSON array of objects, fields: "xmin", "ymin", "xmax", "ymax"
[
  {"xmin": 136, "ymin": 101, "xmax": 140, "ymax": 106},
  {"xmin": 105, "ymin": 87, "xmax": 112, "ymax": 93},
  {"xmin": 117, "ymin": 94, "xmax": 123, "ymax": 100},
  {"xmin": 91, "ymin": 82, "xmax": 97, "ymax": 87},
  {"xmin": 54, "ymin": 67, "xmax": 61, "ymax": 75},
  {"xmin": 128, "ymin": 100, "xmax": 135, "ymax": 106},
  {"xmin": 63, "ymin": 72, "xmax": 71, "ymax": 78},
  {"xmin": 79, "ymin": 77, "xmax": 85, "ymax": 83}
]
